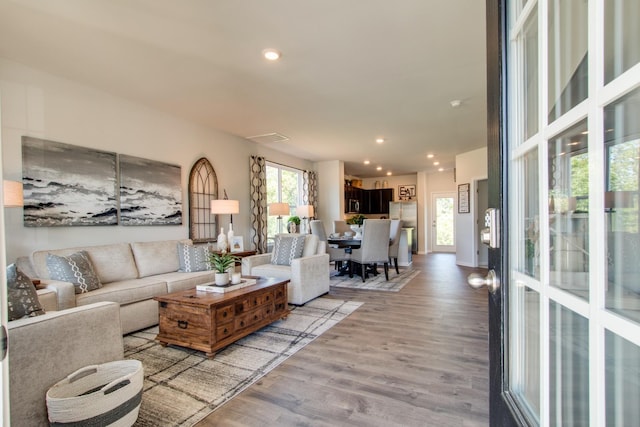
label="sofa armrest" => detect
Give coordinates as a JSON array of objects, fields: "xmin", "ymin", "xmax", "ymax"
[
  {"xmin": 289, "ymin": 253, "xmax": 330, "ymax": 305},
  {"xmin": 7, "ymin": 301, "xmax": 124, "ymax": 427},
  {"xmin": 241, "ymin": 253, "xmax": 272, "ymax": 275},
  {"xmin": 40, "ymin": 279, "xmax": 77, "ymax": 310}
]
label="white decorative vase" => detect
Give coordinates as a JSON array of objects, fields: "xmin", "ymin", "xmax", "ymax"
[
  {"xmin": 215, "ymin": 272, "xmax": 229, "ymax": 286},
  {"xmin": 217, "ymin": 227, "xmax": 228, "ymax": 252},
  {"xmin": 227, "ymin": 223, "xmax": 234, "ymax": 250},
  {"xmin": 350, "ymin": 225, "xmax": 363, "ymax": 239}
]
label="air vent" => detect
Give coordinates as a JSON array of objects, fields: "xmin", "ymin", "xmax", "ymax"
[{"xmin": 246, "ymin": 133, "xmax": 290, "ymax": 144}]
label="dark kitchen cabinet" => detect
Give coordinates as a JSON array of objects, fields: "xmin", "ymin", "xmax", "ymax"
[
  {"xmin": 362, "ymin": 188, "xmax": 393, "ymax": 214},
  {"xmin": 344, "ymin": 185, "xmax": 363, "ymax": 213}
]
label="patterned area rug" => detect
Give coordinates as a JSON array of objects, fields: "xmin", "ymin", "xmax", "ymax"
[
  {"xmin": 124, "ymin": 298, "xmax": 362, "ymax": 426},
  {"xmin": 330, "ymin": 267, "xmax": 420, "ymax": 291}
]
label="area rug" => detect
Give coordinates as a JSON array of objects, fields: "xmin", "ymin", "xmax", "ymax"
[
  {"xmin": 124, "ymin": 298, "xmax": 362, "ymax": 426},
  {"xmin": 330, "ymin": 267, "xmax": 420, "ymax": 292}
]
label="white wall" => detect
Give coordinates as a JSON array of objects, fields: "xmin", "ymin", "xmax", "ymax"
[
  {"xmin": 455, "ymin": 147, "xmax": 488, "ymax": 267},
  {"xmin": 0, "ymin": 59, "xmax": 311, "ymax": 262},
  {"xmin": 315, "ymin": 160, "xmax": 344, "ymax": 233}
]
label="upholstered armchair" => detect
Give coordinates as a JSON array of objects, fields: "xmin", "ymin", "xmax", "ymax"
[
  {"xmin": 388, "ymin": 219, "xmax": 403, "ymax": 274},
  {"xmin": 310, "ymin": 220, "xmax": 351, "ymax": 270},
  {"xmin": 349, "ymin": 219, "xmax": 392, "ymax": 281},
  {"xmin": 241, "ymin": 233, "xmax": 330, "ymax": 305}
]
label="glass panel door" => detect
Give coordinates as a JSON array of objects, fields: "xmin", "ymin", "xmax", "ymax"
[
  {"xmin": 432, "ymin": 193, "xmax": 455, "ymax": 252},
  {"xmin": 503, "ymin": 0, "xmax": 640, "ymax": 425}
]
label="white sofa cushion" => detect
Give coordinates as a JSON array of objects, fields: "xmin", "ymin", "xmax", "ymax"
[
  {"xmin": 131, "ymin": 239, "xmax": 189, "ymax": 277},
  {"xmin": 76, "ymin": 277, "xmax": 167, "ymax": 306},
  {"xmin": 32, "ymin": 243, "xmax": 139, "ymax": 284}
]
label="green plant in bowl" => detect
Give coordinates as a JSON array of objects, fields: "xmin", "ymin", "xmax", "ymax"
[
  {"xmin": 287, "ymin": 216, "xmax": 301, "ymax": 225},
  {"xmin": 346, "ymin": 214, "xmax": 366, "ymax": 225},
  {"xmin": 209, "ymin": 251, "xmax": 239, "ymax": 273}
]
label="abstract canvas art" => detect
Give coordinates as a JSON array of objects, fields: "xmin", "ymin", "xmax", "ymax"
[
  {"xmin": 119, "ymin": 154, "xmax": 182, "ymax": 225},
  {"xmin": 21, "ymin": 136, "xmax": 118, "ymax": 226}
]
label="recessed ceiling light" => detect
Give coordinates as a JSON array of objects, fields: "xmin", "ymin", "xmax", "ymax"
[
  {"xmin": 427, "ymin": 154, "xmax": 434, "ymax": 159},
  {"xmin": 438, "ymin": 168, "xmax": 444, "ymax": 172},
  {"xmin": 376, "ymin": 166, "xmax": 382, "ymax": 171},
  {"xmin": 433, "ymin": 161, "xmax": 440, "ymax": 166},
  {"xmin": 568, "ymin": 141, "xmax": 580, "ymax": 146},
  {"xmin": 580, "ymin": 130, "xmax": 589, "ymax": 135},
  {"xmin": 363, "ymin": 160, "xmax": 370, "ymax": 165},
  {"xmin": 450, "ymin": 99, "xmax": 462, "ymax": 108},
  {"xmin": 376, "ymin": 138, "xmax": 384, "ymax": 144},
  {"xmin": 386, "ymin": 171, "xmax": 392, "ymax": 176},
  {"xmin": 262, "ymin": 49, "xmax": 281, "ymax": 61}
]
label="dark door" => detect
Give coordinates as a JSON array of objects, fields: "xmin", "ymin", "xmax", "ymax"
[
  {"xmin": 483, "ymin": 0, "xmax": 640, "ymax": 425},
  {"xmin": 485, "ymin": 1, "xmax": 522, "ymax": 424}
]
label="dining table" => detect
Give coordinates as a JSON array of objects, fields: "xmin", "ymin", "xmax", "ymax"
[{"xmin": 327, "ymin": 237, "xmax": 362, "ymax": 249}]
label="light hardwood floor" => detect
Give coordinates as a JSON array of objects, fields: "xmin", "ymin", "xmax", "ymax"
[{"xmin": 197, "ymin": 253, "xmax": 490, "ymax": 427}]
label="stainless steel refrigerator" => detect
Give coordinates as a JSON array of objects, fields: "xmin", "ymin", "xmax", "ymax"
[{"xmin": 389, "ymin": 201, "xmax": 418, "ymax": 253}]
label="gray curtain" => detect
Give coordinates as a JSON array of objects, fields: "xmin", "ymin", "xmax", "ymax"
[
  {"xmin": 303, "ymin": 170, "xmax": 318, "ymax": 219},
  {"xmin": 249, "ymin": 156, "xmax": 268, "ymax": 253}
]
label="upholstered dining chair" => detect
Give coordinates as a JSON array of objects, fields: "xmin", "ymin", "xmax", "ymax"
[
  {"xmin": 388, "ymin": 219, "xmax": 403, "ymax": 274},
  {"xmin": 349, "ymin": 219, "xmax": 391, "ymax": 282},
  {"xmin": 334, "ymin": 220, "xmax": 351, "ymax": 236},
  {"xmin": 310, "ymin": 220, "xmax": 351, "ymax": 270}
]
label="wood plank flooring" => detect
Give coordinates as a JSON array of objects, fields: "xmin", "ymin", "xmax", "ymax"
[{"xmin": 196, "ymin": 253, "xmax": 490, "ymax": 427}]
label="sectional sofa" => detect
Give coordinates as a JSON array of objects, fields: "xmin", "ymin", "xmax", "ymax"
[{"xmin": 17, "ymin": 239, "xmax": 215, "ymax": 334}]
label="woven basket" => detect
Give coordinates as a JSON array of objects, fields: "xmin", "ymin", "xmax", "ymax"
[{"xmin": 46, "ymin": 360, "xmax": 143, "ymax": 427}]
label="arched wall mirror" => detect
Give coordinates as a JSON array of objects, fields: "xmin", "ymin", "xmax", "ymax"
[{"xmin": 188, "ymin": 157, "xmax": 219, "ymax": 243}]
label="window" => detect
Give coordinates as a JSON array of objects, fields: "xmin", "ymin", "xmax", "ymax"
[
  {"xmin": 188, "ymin": 158, "xmax": 218, "ymax": 243},
  {"xmin": 266, "ymin": 162, "xmax": 303, "ymax": 241}
]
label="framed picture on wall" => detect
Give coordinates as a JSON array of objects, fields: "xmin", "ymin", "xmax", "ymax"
[
  {"xmin": 398, "ymin": 185, "xmax": 416, "ymax": 200},
  {"xmin": 458, "ymin": 183, "xmax": 470, "ymax": 213}
]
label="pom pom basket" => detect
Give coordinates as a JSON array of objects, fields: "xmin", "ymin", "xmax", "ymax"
[{"xmin": 46, "ymin": 360, "xmax": 143, "ymax": 427}]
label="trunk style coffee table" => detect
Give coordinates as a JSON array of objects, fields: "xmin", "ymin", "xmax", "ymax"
[{"xmin": 154, "ymin": 277, "xmax": 290, "ymax": 358}]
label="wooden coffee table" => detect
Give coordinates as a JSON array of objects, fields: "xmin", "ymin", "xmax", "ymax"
[{"xmin": 154, "ymin": 277, "xmax": 290, "ymax": 358}]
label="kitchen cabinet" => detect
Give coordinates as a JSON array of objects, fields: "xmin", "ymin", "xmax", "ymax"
[{"xmin": 362, "ymin": 188, "xmax": 394, "ymax": 214}]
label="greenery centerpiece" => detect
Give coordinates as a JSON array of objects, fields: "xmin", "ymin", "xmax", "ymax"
[
  {"xmin": 287, "ymin": 215, "xmax": 301, "ymax": 233},
  {"xmin": 209, "ymin": 251, "xmax": 239, "ymax": 286},
  {"xmin": 346, "ymin": 214, "xmax": 366, "ymax": 239}
]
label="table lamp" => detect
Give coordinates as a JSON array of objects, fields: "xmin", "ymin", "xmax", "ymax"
[
  {"xmin": 269, "ymin": 202, "xmax": 290, "ymax": 233},
  {"xmin": 211, "ymin": 191, "xmax": 240, "ymax": 251},
  {"xmin": 297, "ymin": 204, "xmax": 314, "ymax": 234},
  {"xmin": 3, "ymin": 180, "xmax": 24, "ymax": 207}
]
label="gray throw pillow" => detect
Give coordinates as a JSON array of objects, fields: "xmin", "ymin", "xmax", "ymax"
[
  {"xmin": 47, "ymin": 251, "xmax": 102, "ymax": 294},
  {"xmin": 7, "ymin": 264, "xmax": 45, "ymax": 321},
  {"xmin": 177, "ymin": 243, "xmax": 211, "ymax": 272},
  {"xmin": 271, "ymin": 234, "xmax": 306, "ymax": 266}
]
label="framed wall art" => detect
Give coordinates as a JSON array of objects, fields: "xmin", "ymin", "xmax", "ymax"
[
  {"xmin": 398, "ymin": 184, "xmax": 416, "ymax": 200},
  {"xmin": 458, "ymin": 183, "xmax": 470, "ymax": 213},
  {"xmin": 21, "ymin": 136, "xmax": 118, "ymax": 226},
  {"xmin": 119, "ymin": 154, "xmax": 182, "ymax": 225}
]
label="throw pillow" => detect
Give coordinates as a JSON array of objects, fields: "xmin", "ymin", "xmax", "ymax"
[
  {"xmin": 6, "ymin": 263, "xmax": 45, "ymax": 321},
  {"xmin": 271, "ymin": 234, "xmax": 306, "ymax": 266},
  {"xmin": 177, "ymin": 243, "xmax": 211, "ymax": 272},
  {"xmin": 46, "ymin": 251, "xmax": 102, "ymax": 294}
]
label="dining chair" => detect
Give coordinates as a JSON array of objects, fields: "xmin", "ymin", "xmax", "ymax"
[
  {"xmin": 388, "ymin": 219, "xmax": 403, "ymax": 274},
  {"xmin": 349, "ymin": 219, "xmax": 391, "ymax": 281},
  {"xmin": 334, "ymin": 220, "xmax": 351, "ymax": 236},
  {"xmin": 310, "ymin": 220, "xmax": 351, "ymax": 270}
]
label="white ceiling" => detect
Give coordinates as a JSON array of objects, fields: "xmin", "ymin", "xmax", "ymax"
[{"xmin": 0, "ymin": 0, "xmax": 487, "ymax": 178}]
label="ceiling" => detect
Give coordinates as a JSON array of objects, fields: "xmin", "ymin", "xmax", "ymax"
[{"xmin": 0, "ymin": 0, "xmax": 487, "ymax": 178}]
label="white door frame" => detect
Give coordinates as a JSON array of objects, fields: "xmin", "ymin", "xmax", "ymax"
[{"xmin": 431, "ymin": 191, "xmax": 456, "ymax": 253}]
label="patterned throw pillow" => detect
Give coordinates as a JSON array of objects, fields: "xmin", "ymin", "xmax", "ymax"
[
  {"xmin": 271, "ymin": 234, "xmax": 306, "ymax": 266},
  {"xmin": 177, "ymin": 243, "xmax": 211, "ymax": 272},
  {"xmin": 46, "ymin": 251, "xmax": 102, "ymax": 294},
  {"xmin": 7, "ymin": 264, "xmax": 45, "ymax": 321}
]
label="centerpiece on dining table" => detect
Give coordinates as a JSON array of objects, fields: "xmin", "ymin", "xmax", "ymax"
[{"xmin": 346, "ymin": 214, "xmax": 366, "ymax": 239}]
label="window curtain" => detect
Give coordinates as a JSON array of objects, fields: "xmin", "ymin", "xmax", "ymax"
[
  {"xmin": 249, "ymin": 156, "xmax": 268, "ymax": 253},
  {"xmin": 303, "ymin": 170, "xmax": 318, "ymax": 218}
]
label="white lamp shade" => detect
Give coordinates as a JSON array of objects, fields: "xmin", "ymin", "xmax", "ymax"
[
  {"xmin": 269, "ymin": 202, "xmax": 290, "ymax": 216},
  {"xmin": 297, "ymin": 204, "xmax": 314, "ymax": 218},
  {"xmin": 3, "ymin": 180, "xmax": 24, "ymax": 207},
  {"xmin": 210, "ymin": 199, "xmax": 239, "ymax": 214}
]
